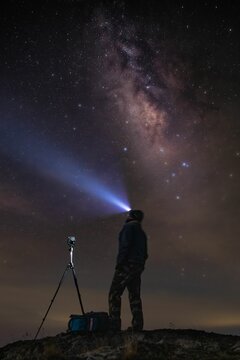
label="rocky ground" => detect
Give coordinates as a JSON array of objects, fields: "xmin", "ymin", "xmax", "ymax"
[{"xmin": 1, "ymin": 329, "xmax": 240, "ymax": 360}]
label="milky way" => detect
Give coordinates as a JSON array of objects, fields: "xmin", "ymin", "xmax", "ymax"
[{"xmin": 79, "ymin": 8, "xmax": 222, "ymax": 188}]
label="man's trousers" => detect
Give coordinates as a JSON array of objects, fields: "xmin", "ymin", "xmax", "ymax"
[{"xmin": 108, "ymin": 262, "xmax": 144, "ymax": 331}]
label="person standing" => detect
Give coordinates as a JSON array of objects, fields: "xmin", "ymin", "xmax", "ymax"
[{"xmin": 109, "ymin": 209, "xmax": 148, "ymax": 331}]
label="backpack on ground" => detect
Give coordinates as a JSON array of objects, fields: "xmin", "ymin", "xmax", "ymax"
[{"xmin": 68, "ymin": 311, "xmax": 109, "ymax": 332}]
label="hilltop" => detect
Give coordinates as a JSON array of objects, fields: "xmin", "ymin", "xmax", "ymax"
[{"xmin": 1, "ymin": 329, "xmax": 240, "ymax": 359}]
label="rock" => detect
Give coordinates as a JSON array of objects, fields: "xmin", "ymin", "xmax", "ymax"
[{"xmin": 1, "ymin": 329, "xmax": 240, "ymax": 360}]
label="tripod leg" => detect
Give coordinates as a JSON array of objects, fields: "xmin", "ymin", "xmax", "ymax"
[
  {"xmin": 71, "ymin": 268, "xmax": 85, "ymax": 315},
  {"xmin": 34, "ymin": 266, "xmax": 69, "ymax": 340}
]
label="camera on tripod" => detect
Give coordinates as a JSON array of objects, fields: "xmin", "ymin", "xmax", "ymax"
[
  {"xmin": 35, "ymin": 234, "xmax": 109, "ymax": 339},
  {"xmin": 34, "ymin": 235, "xmax": 85, "ymax": 340},
  {"xmin": 67, "ymin": 236, "xmax": 76, "ymax": 247}
]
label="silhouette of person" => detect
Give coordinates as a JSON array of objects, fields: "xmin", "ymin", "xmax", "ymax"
[{"xmin": 109, "ymin": 209, "xmax": 148, "ymax": 331}]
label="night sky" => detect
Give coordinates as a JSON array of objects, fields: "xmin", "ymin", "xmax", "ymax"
[{"xmin": 0, "ymin": 0, "xmax": 240, "ymax": 346}]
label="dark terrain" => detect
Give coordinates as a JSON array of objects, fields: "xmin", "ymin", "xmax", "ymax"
[{"xmin": 1, "ymin": 329, "xmax": 240, "ymax": 360}]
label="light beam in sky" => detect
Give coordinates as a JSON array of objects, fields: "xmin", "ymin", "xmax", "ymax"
[{"xmin": 0, "ymin": 119, "xmax": 130, "ymax": 214}]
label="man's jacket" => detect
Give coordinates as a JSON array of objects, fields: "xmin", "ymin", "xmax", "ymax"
[{"xmin": 116, "ymin": 220, "xmax": 148, "ymax": 266}]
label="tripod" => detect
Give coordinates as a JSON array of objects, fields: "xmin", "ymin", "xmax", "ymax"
[{"xmin": 34, "ymin": 236, "xmax": 85, "ymax": 340}]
